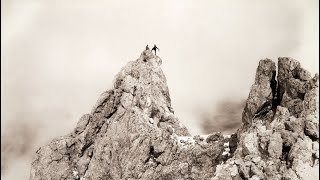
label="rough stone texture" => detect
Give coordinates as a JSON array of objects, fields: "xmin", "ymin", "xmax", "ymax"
[
  {"xmin": 241, "ymin": 59, "xmax": 276, "ymax": 128},
  {"xmin": 214, "ymin": 57, "xmax": 319, "ymax": 180},
  {"xmin": 30, "ymin": 50, "xmax": 227, "ymax": 180},
  {"xmin": 30, "ymin": 53, "xmax": 318, "ymax": 180}
]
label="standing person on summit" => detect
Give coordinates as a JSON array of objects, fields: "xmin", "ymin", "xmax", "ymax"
[
  {"xmin": 151, "ymin": 44, "xmax": 159, "ymax": 55},
  {"xmin": 146, "ymin": 45, "xmax": 149, "ymax": 50}
]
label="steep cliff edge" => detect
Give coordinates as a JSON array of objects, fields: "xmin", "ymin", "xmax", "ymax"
[{"xmin": 30, "ymin": 51, "xmax": 319, "ymax": 180}]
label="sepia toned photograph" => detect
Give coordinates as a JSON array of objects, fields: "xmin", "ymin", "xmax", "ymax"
[{"xmin": 1, "ymin": 0, "xmax": 319, "ymax": 179}]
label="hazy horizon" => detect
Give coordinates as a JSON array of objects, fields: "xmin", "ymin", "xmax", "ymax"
[{"xmin": 1, "ymin": 0, "xmax": 319, "ymax": 179}]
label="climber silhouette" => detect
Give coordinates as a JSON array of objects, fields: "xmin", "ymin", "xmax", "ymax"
[
  {"xmin": 146, "ymin": 45, "xmax": 149, "ymax": 50},
  {"xmin": 151, "ymin": 44, "xmax": 159, "ymax": 55}
]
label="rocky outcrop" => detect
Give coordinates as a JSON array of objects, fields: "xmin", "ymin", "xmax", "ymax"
[
  {"xmin": 214, "ymin": 57, "xmax": 319, "ymax": 180},
  {"xmin": 30, "ymin": 51, "xmax": 319, "ymax": 180}
]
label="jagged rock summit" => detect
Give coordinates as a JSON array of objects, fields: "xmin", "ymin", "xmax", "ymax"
[
  {"xmin": 214, "ymin": 58, "xmax": 319, "ymax": 180},
  {"xmin": 30, "ymin": 50, "xmax": 319, "ymax": 180}
]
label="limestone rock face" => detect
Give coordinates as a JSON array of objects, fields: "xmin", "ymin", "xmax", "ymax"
[
  {"xmin": 30, "ymin": 50, "xmax": 226, "ymax": 180},
  {"xmin": 214, "ymin": 57, "xmax": 319, "ymax": 180},
  {"xmin": 30, "ymin": 52, "xmax": 318, "ymax": 180}
]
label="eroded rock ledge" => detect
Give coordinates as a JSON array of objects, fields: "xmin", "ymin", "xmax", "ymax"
[{"xmin": 30, "ymin": 51, "xmax": 319, "ymax": 180}]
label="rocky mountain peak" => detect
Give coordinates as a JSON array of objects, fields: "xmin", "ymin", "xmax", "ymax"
[
  {"xmin": 30, "ymin": 51, "xmax": 319, "ymax": 180},
  {"xmin": 90, "ymin": 50, "xmax": 189, "ymax": 136}
]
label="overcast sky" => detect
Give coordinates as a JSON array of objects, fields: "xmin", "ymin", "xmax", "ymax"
[
  {"xmin": 2, "ymin": 0, "xmax": 319, "ymax": 133},
  {"xmin": 1, "ymin": 1, "xmax": 319, "ymax": 178}
]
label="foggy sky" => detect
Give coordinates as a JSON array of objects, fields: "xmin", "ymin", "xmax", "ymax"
[{"xmin": 1, "ymin": 0, "xmax": 319, "ymax": 179}]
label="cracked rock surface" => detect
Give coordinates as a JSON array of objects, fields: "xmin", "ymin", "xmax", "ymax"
[
  {"xmin": 30, "ymin": 52, "xmax": 319, "ymax": 180},
  {"xmin": 214, "ymin": 57, "xmax": 319, "ymax": 180}
]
